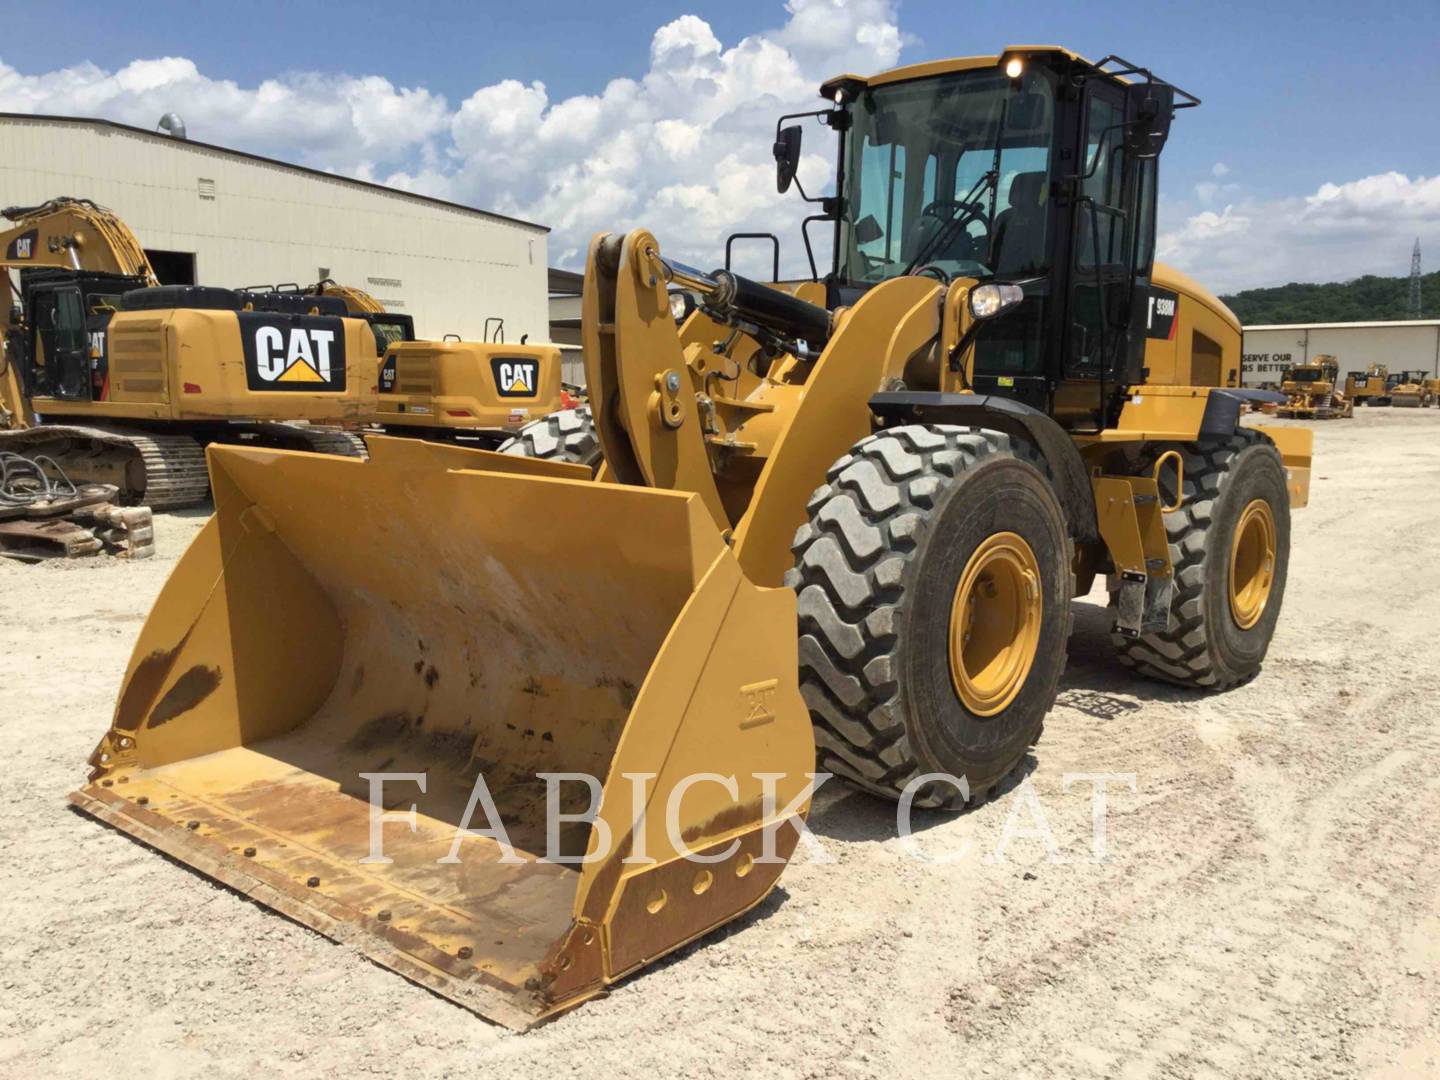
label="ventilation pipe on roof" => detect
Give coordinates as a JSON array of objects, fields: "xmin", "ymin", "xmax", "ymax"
[{"xmin": 157, "ymin": 113, "xmax": 187, "ymax": 140}]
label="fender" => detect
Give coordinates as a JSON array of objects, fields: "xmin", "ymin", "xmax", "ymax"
[
  {"xmin": 868, "ymin": 391, "xmax": 1099, "ymax": 544},
  {"xmin": 1200, "ymin": 387, "xmax": 1283, "ymax": 435}
]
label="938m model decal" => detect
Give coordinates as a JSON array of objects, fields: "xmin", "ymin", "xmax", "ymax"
[
  {"xmin": 490, "ymin": 356, "xmax": 540, "ymax": 398},
  {"xmin": 1146, "ymin": 286, "xmax": 1179, "ymax": 341},
  {"xmin": 240, "ymin": 313, "xmax": 347, "ymax": 392}
]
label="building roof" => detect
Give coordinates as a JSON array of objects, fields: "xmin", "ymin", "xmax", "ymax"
[
  {"xmin": 1244, "ymin": 319, "xmax": 1440, "ymax": 331},
  {"xmin": 0, "ymin": 112, "xmax": 547, "ymax": 233},
  {"xmin": 548, "ymin": 267, "xmax": 583, "ymax": 294}
]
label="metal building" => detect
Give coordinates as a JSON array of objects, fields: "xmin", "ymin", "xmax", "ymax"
[
  {"xmin": 1241, "ymin": 320, "xmax": 1440, "ymax": 387},
  {"xmin": 547, "ymin": 267, "xmax": 585, "ymax": 386},
  {"xmin": 0, "ymin": 113, "xmax": 549, "ymax": 343}
]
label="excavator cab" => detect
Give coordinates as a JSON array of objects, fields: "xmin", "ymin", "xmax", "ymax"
[{"xmin": 16, "ymin": 270, "xmax": 142, "ymax": 402}]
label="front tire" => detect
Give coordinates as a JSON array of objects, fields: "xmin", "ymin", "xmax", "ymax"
[
  {"xmin": 786, "ymin": 426, "xmax": 1072, "ymax": 809},
  {"xmin": 1112, "ymin": 431, "xmax": 1291, "ymax": 689}
]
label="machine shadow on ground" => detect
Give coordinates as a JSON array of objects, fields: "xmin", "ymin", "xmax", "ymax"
[{"xmin": 804, "ymin": 597, "xmax": 1207, "ymax": 847}]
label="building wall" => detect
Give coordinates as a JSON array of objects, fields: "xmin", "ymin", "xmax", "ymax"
[
  {"xmin": 1241, "ymin": 322, "xmax": 1440, "ymax": 387},
  {"xmin": 0, "ymin": 116, "xmax": 549, "ymax": 343},
  {"xmin": 547, "ymin": 292, "xmax": 585, "ymax": 384}
]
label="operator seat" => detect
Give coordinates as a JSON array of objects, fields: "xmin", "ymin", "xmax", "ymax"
[{"xmin": 990, "ymin": 171, "xmax": 1048, "ymax": 274}]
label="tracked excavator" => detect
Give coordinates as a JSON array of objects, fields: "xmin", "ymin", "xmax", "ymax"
[
  {"xmin": 71, "ymin": 47, "xmax": 1312, "ymax": 1028},
  {"xmin": 303, "ymin": 278, "xmax": 571, "ymax": 446},
  {"xmin": 1, "ymin": 199, "xmax": 374, "ymax": 508},
  {"xmin": 1345, "ymin": 362, "xmax": 1389, "ymax": 406}
]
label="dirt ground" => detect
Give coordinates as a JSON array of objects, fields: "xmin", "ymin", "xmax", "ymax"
[{"xmin": 2, "ymin": 408, "xmax": 1437, "ymax": 1078}]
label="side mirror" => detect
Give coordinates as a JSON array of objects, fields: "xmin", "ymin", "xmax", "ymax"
[
  {"xmin": 774, "ymin": 124, "xmax": 802, "ymax": 194},
  {"xmin": 1125, "ymin": 82, "xmax": 1174, "ymax": 159}
]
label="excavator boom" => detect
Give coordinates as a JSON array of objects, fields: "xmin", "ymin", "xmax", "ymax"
[{"xmin": 2, "ymin": 197, "xmax": 159, "ymax": 284}]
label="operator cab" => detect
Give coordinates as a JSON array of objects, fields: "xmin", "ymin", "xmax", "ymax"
[
  {"xmin": 14, "ymin": 269, "xmax": 143, "ymax": 402},
  {"xmin": 769, "ymin": 48, "xmax": 1195, "ymax": 433}
]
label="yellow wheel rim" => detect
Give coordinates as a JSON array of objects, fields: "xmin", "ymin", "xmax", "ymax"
[
  {"xmin": 1229, "ymin": 499, "xmax": 1276, "ymax": 630},
  {"xmin": 948, "ymin": 532, "xmax": 1043, "ymax": 717}
]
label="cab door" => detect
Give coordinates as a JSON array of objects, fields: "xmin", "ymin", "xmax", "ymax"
[
  {"xmin": 1057, "ymin": 83, "xmax": 1136, "ymax": 430},
  {"xmin": 32, "ymin": 284, "xmax": 92, "ymax": 401}
]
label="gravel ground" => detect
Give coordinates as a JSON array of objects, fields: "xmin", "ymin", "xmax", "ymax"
[{"xmin": 1, "ymin": 408, "xmax": 1437, "ymax": 1078}]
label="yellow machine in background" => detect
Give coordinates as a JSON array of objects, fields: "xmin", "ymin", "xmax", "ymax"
[
  {"xmin": 374, "ymin": 325, "xmax": 566, "ymax": 446},
  {"xmin": 2, "ymin": 197, "xmax": 158, "ymax": 431},
  {"xmin": 1276, "ymin": 355, "xmax": 1351, "ymax": 418},
  {"xmin": 1387, "ymin": 370, "xmax": 1434, "ymax": 407},
  {"xmin": 306, "ymin": 280, "xmax": 569, "ymax": 446},
  {"xmin": 1345, "ymin": 363, "xmax": 1389, "ymax": 406},
  {"xmin": 72, "ymin": 48, "xmax": 1311, "ymax": 1027},
  {"xmin": 2, "ymin": 200, "xmax": 374, "ymax": 507}
]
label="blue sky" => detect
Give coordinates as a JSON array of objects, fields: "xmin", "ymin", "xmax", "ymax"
[{"xmin": 3, "ymin": 0, "xmax": 1437, "ymax": 290}]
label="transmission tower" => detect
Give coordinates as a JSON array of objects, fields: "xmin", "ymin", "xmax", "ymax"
[{"xmin": 1411, "ymin": 238, "xmax": 1422, "ymax": 318}]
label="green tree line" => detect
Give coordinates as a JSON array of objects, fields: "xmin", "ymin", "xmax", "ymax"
[{"xmin": 1220, "ymin": 271, "xmax": 1440, "ymax": 325}]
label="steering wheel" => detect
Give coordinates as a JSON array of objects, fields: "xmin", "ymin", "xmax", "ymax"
[{"xmin": 907, "ymin": 199, "xmax": 989, "ymax": 282}]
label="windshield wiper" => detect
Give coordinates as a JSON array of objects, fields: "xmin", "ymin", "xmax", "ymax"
[{"xmin": 903, "ymin": 169, "xmax": 997, "ymax": 276}]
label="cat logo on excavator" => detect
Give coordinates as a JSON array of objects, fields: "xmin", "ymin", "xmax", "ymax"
[
  {"xmin": 241, "ymin": 314, "xmax": 347, "ymax": 392},
  {"xmin": 5, "ymin": 228, "xmax": 37, "ymax": 260},
  {"xmin": 491, "ymin": 356, "xmax": 539, "ymax": 397}
]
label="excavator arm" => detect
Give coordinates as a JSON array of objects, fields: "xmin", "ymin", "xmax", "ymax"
[
  {"xmin": 305, "ymin": 278, "xmax": 386, "ymax": 314},
  {"xmin": 1, "ymin": 197, "xmax": 158, "ymax": 284}
]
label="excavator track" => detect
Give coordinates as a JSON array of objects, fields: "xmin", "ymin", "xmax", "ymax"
[
  {"xmin": 0, "ymin": 425, "xmax": 210, "ymax": 510},
  {"xmin": 0, "ymin": 423, "xmax": 366, "ymax": 511},
  {"xmin": 251, "ymin": 423, "xmax": 369, "ymax": 459}
]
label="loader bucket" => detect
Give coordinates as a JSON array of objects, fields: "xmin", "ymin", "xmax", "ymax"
[{"xmin": 69, "ymin": 436, "xmax": 813, "ymax": 1029}]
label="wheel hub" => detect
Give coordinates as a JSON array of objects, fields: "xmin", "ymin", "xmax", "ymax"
[
  {"xmin": 948, "ymin": 532, "xmax": 1043, "ymax": 716},
  {"xmin": 1229, "ymin": 498, "xmax": 1276, "ymax": 630}
]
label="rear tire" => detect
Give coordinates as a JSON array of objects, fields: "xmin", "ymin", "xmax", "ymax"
[
  {"xmin": 497, "ymin": 405, "xmax": 600, "ymax": 471},
  {"xmin": 1112, "ymin": 431, "xmax": 1291, "ymax": 689},
  {"xmin": 786, "ymin": 426, "xmax": 1072, "ymax": 809}
]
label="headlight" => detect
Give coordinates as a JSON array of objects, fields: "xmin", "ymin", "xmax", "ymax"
[
  {"xmin": 1004, "ymin": 57, "xmax": 1024, "ymax": 79},
  {"xmin": 668, "ymin": 290, "xmax": 695, "ymax": 322},
  {"xmin": 969, "ymin": 283, "xmax": 1025, "ymax": 320}
]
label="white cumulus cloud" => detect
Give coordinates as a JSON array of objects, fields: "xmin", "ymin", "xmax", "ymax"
[
  {"xmin": 0, "ymin": 1, "xmax": 901, "ymax": 274},
  {"xmin": 3, "ymin": 4, "xmax": 1433, "ymax": 297},
  {"xmin": 1159, "ymin": 172, "xmax": 1440, "ymax": 293},
  {"xmin": 0, "ymin": 57, "xmax": 449, "ymax": 176}
]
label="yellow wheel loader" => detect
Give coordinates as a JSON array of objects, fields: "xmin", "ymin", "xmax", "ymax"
[
  {"xmin": 70, "ymin": 48, "xmax": 1311, "ymax": 1028},
  {"xmin": 305, "ymin": 279, "xmax": 573, "ymax": 448},
  {"xmin": 1, "ymin": 201, "xmax": 378, "ymax": 508}
]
